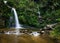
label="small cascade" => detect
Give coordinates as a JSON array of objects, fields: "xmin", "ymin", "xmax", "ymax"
[
  {"xmin": 12, "ymin": 8, "xmax": 22, "ymax": 29},
  {"xmin": 4, "ymin": 1, "xmax": 23, "ymax": 35},
  {"xmin": 37, "ymin": 11, "xmax": 41, "ymax": 18},
  {"xmin": 11, "ymin": 8, "xmax": 22, "ymax": 35}
]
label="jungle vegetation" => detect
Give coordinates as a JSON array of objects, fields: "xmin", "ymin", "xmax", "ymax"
[{"xmin": 0, "ymin": 0, "xmax": 60, "ymax": 37}]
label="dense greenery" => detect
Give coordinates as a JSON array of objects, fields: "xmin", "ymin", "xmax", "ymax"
[
  {"xmin": 51, "ymin": 23, "xmax": 60, "ymax": 38},
  {"xmin": 0, "ymin": 0, "xmax": 60, "ymax": 38},
  {"xmin": 0, "ymin": 0, "xmax": 60, "ymax": 28}
]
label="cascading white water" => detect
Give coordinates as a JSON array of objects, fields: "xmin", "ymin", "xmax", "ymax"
[
  {"xmin": 37, "ymin": 11, "xmax": 41, "ymax": 18},
  {"xmin": 11, "ymin": 8, "xmax": 22, "ymax": 35},
  {"xmin": 12, "ymin": 8, "xmax": 22, "ymax": 29},
  {"xmin": 4, "ymin": 1, "xmax": 22, "ymax": 35}
]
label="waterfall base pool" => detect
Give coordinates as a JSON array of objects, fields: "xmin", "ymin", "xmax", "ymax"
[
  {"xmin": 0, "ymin": 34, "xmax": 60, "ymax": 43},
  {"xmin": 0, "ymin": 29, "xmax": 60, "ymax": 43}
]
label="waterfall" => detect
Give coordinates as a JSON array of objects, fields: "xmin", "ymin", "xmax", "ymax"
[
  {"xmin": 12, "ymin": 8, "xmax": 22, "ymax": 29},
  {"xmin": 4, "ymin": 1, "xmax": 22, "ymax": 35},
  {"xmin": 37, "ymin": 11, "xmax": 41, "ymax": 18},
  {"xmin": 4, "ymin": 1, "xmax": 22, "ymax": 29}
]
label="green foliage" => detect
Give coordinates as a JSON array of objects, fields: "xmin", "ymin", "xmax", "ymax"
[
  {"xmin": 51, "ymin": 23, "xmax": 60, "ymax": 38},
  {"xmin": 0, "ymin": 0, "xmax": 60, "ymax": 28}
]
